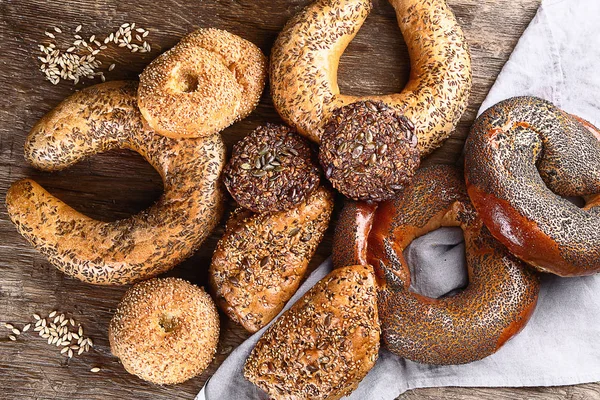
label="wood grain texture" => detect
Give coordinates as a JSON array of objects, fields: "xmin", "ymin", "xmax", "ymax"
[{"xmin": 1, "ymin": 0, "xmax": 598, "ymax": 399}]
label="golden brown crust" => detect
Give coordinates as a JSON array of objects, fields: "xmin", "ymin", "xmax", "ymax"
[
  {"xmin": 244, "ymin": 265, "xmax": 380, "ymax": 400},
  {"xmin": 5, "ymin": 81, "xmax": 225, "ymax": 285},
  {"xmin": 333, "ymin": 165, "xmax": 540, "ymax": 365},
  {"xmin": 109, "ymin": 278, "xmax": 220, "ymax": 385},
  {"xmin": 270, "ymin": 0, "xmax": 471, "ymax": 151},
  {"xmin": 209, "ymin": 186, "xmax": 334, "ymax": 333},
  {"xmin": 138, "ymin": 28, "xmax": 267, "ymax": 138}
]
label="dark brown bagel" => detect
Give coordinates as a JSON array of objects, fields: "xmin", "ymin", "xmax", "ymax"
[
  {"xmin": 5, "ymin": 81, "xmax": 225, "ymax": 285},
  {"xmin": 333, "ymin": 165, "xmax": 540, "ymax": 365},
  {"xmin": 465, "ymin": 96, "xmax": 600, "ymax": 277}
]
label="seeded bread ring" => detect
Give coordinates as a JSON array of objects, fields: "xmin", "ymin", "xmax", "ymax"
[
  {"xmin": 465, "ymin": 96, "xmax": 600, "ymax": 276},
  {"xmin": 138, "ymin": 28, "xmax": 267, "ymax": 138},
  {"xmin": 109, "ymin": 278, "xmax": 220, "ymax": 385},
  {"xmin": 319, "ymin": 101, "xmax": 420, "ymax": 201},
  {"xmin": 5, "ymin": 81, "xmax": 225, "ymax": 285},
  {"xmin": 271, "ymin": 0, "xmax": 471, "ymax": 145},
  {"xmin": 223, "ymin": 124, "xmax": 321, "ymax": 213},
  {"xmin": 333, "ymin": 165, "xmax": 540, "ymax": 365}
]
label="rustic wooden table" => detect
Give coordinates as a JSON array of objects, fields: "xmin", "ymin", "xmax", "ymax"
[{"xmin": 1, "ymin": 0, "xmax": 599, "ymax": 398}]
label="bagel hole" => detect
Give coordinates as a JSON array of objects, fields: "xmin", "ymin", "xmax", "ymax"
[
  {"xmin": 30, "ymin": 149, "xmax": 164, "ymax": 222},
  {"xmin": 159, "ymin": 313, "xmax": 178, "ymax": 333},
  {"xmin": 404, "ymin": 227, "xmax": 468, "ymax": 299},
  {"xmin": 337, "ymin": 2, "xmax": 410, "ymax": 97},
  {"xmin": 177, "ymin": 73, "xmax": 200, "ymax": 93}
]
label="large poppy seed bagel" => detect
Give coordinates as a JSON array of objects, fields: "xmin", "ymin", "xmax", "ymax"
[
  {"xmin": 465, "ymin": 97, "xmax": 600, "ymax": 277},
  {"xmin": 333, "ymin": 165, "xmax": 540, "ymax": 365},
  {"xmin": 270, "ymin": 0, "xmax": 471, "ymax": 201},
  {"xmin": 244, "ymin": 265, "xmax": 380, "ymax": 400},
  {"xmin": 5, "ymin": 81, "xmax": 225, "ymax": 285},
  {"xmin": 109, "ymin": 278, "xmax": 220, "ymax": 385},
  {"xmin": 138, "ymin": 28, "xmax": 267, "ymax": 139}
]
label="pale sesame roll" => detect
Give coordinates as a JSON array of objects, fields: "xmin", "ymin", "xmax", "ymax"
[
  {"xmin": 109, "ymin": 278, "xmax": 220, "ymax": 385},
  {"xmin": 270, "ymin": 0, "xmax": 472, "ymax": 155},
  {"xmin": 138, "ymin": 28, "xmax": 267, "ymax": 139}
]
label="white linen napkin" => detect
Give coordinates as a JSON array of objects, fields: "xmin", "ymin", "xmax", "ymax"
[{"xmin": 198, "ymin": 0, "xmax": 600, "ymax": 398}]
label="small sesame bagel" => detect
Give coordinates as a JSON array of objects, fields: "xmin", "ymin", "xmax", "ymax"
[
  {"xmin": 109, "ymin": 278, "xmax": 220, "ymax": 385},
  {"xmin": 244, "ymin": 264, "xmax": 380, "ymax": 400},
  {"xmin": 5, "ymin": 81, "xmax": 225, "ymax": 285},
  {"xmin": 271, "ymin": 0, "xmax": 471, "ymax": 200},
  {"xmin": 465, "ymin": 96, "xmax": 600, "ymax": 276},
  {"xmin": 333, "ymin": 165, "xmax": 540, "ymax": 365},
  {"xmin": 138, "ymin": 28, "xmax": 267, "ymax": 138}
]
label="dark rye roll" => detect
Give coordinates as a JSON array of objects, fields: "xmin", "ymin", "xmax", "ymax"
[{"xmin": 223, "ymin": 123, "xmax": 321, "ymax": 213}]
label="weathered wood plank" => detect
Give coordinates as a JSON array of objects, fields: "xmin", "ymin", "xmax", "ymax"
[{"xmin": 1, "ymin": 0, "xmax": 597, "ymax": 399}]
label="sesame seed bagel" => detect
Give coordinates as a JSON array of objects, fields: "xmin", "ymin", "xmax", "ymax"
[
  {"xmin": 210, "ymin": 186, "xmax": 334, "ymax": 332},
  {"xmin": 270, "ymin": 0, "xmax": 471, "ymax": 199},
  {"xmin": 5, "ymin": 81, "xmax": 225, "ymax": 285},
  {"xmin": 109, "ymin": 278, "xmax": 220, "ymax": 385},
  {"xmin": 465, "ymin": 96, "xmax": 600, "ymax": 276},
  {"xmin": 333, "ymin": 165, "xmax": 540, "ymax": 365},
  {"xmin": 138, "ymin": 28, "xmax": 267, "ymax": 138},
  {"xmin": 244, "ymin": 264, "xmax": 380, "ymax": 400}
]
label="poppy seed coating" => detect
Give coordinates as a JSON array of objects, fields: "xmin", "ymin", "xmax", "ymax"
[
  {"xmin": 465, "ymin": 96, "xmax": 600, "ymax": 276},
  {"xmin": 333, "ymin": 165, "xmax": 540, "ymax": 365}
]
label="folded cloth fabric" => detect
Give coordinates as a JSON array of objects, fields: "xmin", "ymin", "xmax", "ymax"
[{"xmin": 198, "ymin": 0, "xmax": 600, "ymax": 398}]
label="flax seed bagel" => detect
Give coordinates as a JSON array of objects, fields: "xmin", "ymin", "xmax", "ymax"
[
  {"xmin": 109, "ymin": 278, "xmax": 220, "ymax": 385},
  {"xmin": 333, "ymin": 165, "xmax": 540, "ymax": 365},
  {"xmin": 271, "ymin": 0, "xmax": 471, "ymax": 201},
  {"xmin": 5, "ymin": 81, "xmax": 225, "ymax": 285},
  {"xmin": 465, "ymin": 96, "xmax": 600, "ymax": 277},
  {"xmin": 138, "ymin": 28, "xmax": 267, "ymax": 139}
]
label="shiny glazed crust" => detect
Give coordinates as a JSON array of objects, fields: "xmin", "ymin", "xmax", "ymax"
[
  {"xmin": 244, "ymin": 265, "xmax": 380, "ymax": 400},
  {"xmin": 5, "ymin": 81, "xmax": 225, "ymax": 285},
  {"xmin": 333, "ymin": 165, "xmax": 540, "ymax": 365},
  {"xmin": 210, "ymin": 186, "xmax": 334, "ymax": 332},
  {"xmin": 138, "ymin": 28, "xmax": 267, "ymax": 138},
  {"xmin": 109, "ymin": 278, "xmax": 220, "ymax": 385},
  {"xmin": 270, "ymin": 0, "xmax": 471, "ymax": 151},
  {"xmin": 465, "ymin": 96, "xmax": 600, "ymax": 276}
]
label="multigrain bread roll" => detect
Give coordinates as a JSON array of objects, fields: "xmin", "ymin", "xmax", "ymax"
[
  {"xmin": 209, "ymin": 186, "xmax": 334, "ymax": 333},
  {"xmin": 244, "ymin": 264, "xmax": 380, "ymax": 400}
]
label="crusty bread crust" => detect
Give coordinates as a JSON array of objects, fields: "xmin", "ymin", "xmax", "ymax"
[
  {"xmin": 210, "ymin": 186, "xmax": 334, "ymax": 332},
  {"xmin": 6, "ymin": 81, "xmax": 225, "ymax": 285},
  {"xmin": 244, "ymin": 264, "xmax": 380, "ymax": 400}
]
